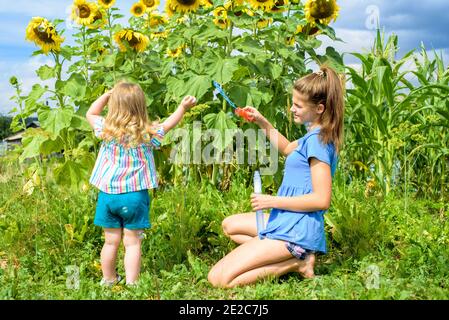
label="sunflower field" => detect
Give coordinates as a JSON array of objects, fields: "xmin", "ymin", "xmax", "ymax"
[{"xmin": 1, "ymin": 0, "xmax": 449, "ymax": 300}]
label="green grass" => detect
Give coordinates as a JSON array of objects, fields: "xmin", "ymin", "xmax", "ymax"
[{"xmin": 1, "ymin": 163, "xmax": 449, "ymax": 299}]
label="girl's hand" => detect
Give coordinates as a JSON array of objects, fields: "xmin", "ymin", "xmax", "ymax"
[
  {"xmin": 242, "ymin": 106, "xmax": 266, "ymax": 125},
  {"xmin": 251, "ymin": 193, "xmax": 275, "ymax": 211},
  {"xmin": 180, "ymin": 95, "xmax": 197, "ymax": 111}
]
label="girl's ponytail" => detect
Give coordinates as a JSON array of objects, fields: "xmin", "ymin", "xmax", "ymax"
[
  {"xmin": 320, "ymin": 65, "xmax": 345, "ymax": 153},
  {"xmin": 293, "ymin": 65, "xmax": 345, "ymax": 153}
]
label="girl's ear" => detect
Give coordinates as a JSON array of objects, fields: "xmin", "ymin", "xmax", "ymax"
[{"xmin": 317, "ymin": 103, "xmax": 325, "ymax": 115}]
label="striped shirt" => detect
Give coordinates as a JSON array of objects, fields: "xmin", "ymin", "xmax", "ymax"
[{"xmin": 89, "ymin": 117, "xmax": 164, "ymax": 194}]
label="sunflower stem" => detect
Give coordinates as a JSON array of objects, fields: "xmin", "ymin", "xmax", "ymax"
[
  {"xmin": 81, "ymin": 26, "xmax": 89, "ymax": 85},
  {"xmin": 52, "ymin": 52, "xmax": 65, "ymax": 109},
  {"xmin": 226, "ymin": 22, "xmax": 234, "ymax": 57},
  {"xmin": 106, "ymin": 8, "xmax": 117, "ymax": 82}
]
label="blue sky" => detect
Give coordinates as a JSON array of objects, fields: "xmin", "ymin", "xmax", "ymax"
[{"xmin": 0, "ymin": 0, "xmax": 448, "ymax": 115}]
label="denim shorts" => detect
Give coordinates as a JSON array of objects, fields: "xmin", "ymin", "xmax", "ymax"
[
  {"xmin": 94, "ymin": 190, "xmax": 150, "ymax": 230},
  {"xmin": 286, "ymin": 242, "xmax": 315, "ymax": 260}
]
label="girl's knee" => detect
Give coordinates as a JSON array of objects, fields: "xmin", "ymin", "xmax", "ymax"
[
  {"xmin": 123, "ymin": 230, "xmax": 143, "ymax": 247},
  {"xmin": 104, "ymin": 238, "xmax": 121, "ymax": 247},
  {"xmin": 208, "ymin": 267, "xmax": 227, "ymax": 288},
  {"xmin": 222, "ymin": 218, "xmax": 231, "ymax": 236},
  {"xmin": 222, "ymin": 215, "xmax": 239, "ymax": 236},
  {"xmin": 207, "ymin": 268, "xmax": 220, "ymax": 287},
  {"xmin": 208, "ymin": 264, "xmax": 234, "ymax": 288}
]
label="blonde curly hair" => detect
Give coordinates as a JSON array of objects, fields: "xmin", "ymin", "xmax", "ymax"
[{"xmin": 101, "ymin": 81, "xmax": 158, "ymax": 147}]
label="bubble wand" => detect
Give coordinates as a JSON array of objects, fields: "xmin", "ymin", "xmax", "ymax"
[{"xmin": 212, "ymin": 81, "xmax": 253, "ymax": 122}]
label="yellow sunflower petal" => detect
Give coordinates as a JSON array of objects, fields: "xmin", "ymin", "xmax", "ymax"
[
  {"xmin": 150, "ymin": 30, "xmax": 168, "ymax": 39},
  {"xmin": 256, "ymin": 17, "xmax": 272, "ymax": 29},
  {"xmin": 248, "ymin": 0, "xmax": 275, "ymax": 11}
]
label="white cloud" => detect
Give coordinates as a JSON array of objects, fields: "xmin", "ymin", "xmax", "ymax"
[
  {"xmin": 0, "ymin": 1, "xmax": 71, "ymax": 17},
  {"xmin": 318, "ymin": 28, "xmax": 377, "ymax": 62}
]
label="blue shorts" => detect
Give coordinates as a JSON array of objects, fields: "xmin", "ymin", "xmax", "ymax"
[{"xmin": 94, "ymin": 190, "xmax": 151, "ymax": 230}]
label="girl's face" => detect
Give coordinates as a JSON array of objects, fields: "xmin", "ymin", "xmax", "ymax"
[{"xmin": 290, "ymin": 90, "xmax": 323, "ymax": 127}]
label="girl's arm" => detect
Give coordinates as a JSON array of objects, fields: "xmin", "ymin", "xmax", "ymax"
[
  {"xmin": 86, "ymin": 91, "xmax": 111, "ymax": 128},
  {"xmin": 251, "ymin": 158, "xmax": 332, "ymax": 212},
  {"xmin": 242, "ymin": 106, "xmax": 298, "ymax": 156},
  {"xmin": 161, "ymin": 95, "xmax": 196, "ymax": 133}
]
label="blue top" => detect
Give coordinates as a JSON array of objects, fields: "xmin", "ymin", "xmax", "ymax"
[{"xmin": 259, "ymin": 127, "xmax": 338, "ymax": 254}]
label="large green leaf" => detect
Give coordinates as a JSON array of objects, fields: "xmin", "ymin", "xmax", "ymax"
[
  {"xmin": 207, "ymin": 57, "xmax": 239, "ymax": 85},
  {"xmin": 60, "ymin": 73, "xmax": 87, "ymax": 101},
  {"xmin": 203, "ymin": 111, "xmax": 237, "ymax": 151},
  {"xmin": 19, "ymin": 129, "xmax": 49, "ymax": 161},
  {"xmin": 183, "ymin": 74, "xmax": 211, "ymax": 101},
  {"xmin": 38, "ymin": 107, "xmax": 74, "ymax": 136},
  {"xmin": 36, "ymin": 65, "xmax": 56, "ymax": 80},
  {"xmin": 54, "ymin": 160, "xmax": 89, "ymax": 190},
  {"xmin": 71, "ymin": 114, "xmax": 92, "ymax": 132},
  {"xmin": 228, "ymin": 85, "xmax": 272, "ymax": 108},
  {"xmin": 40, "ymin": 136, "xmax": 64, "ymax": 155}
]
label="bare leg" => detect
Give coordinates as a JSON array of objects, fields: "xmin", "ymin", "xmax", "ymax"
[
  {"xmin": 101, "ymin": 228, "xmax": 122, "ymax": 281},
  {"xmin": 222, "ymin": 212, "xmax": 270, "ymax": 244},
  {"xmin": 123, "ymin": 229, "xmax": 143, "ymax": 284},
  {"xmin": 229, "ymin": 254, "xmax": 315, "ymax": 287},
  {"xmin": 208, "ymin": 237, "xmax": 315, "ymax": 288}
]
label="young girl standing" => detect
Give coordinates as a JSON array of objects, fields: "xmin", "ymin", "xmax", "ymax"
[
  {"xmin": 86, "ymin": 81, "xmax": 196, "ymax": 286},
  {"xmin": 208, "ymin": 66, "xmax": 344, "ymax": 288}
]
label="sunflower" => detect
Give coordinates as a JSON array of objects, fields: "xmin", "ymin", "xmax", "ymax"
[
  {"xmin": 247, "ymin": 0, "xmax": 275, "ymax": 11},
  {"xmin": 114, "ymin": 29, "xmax": 150, "ymax": 52},
  {"xmin": 304, "ymin": 0, "xmax": 339, "ymax": 26},
  {"xmin": 256, "ymin": 17, "xmax": 272, "ymax": 29},
  {"xmin": 270, "ymin": 0, "xmax": 289, "ymax": 13},
  {"xmin": 131, "ymin": 2, "xmax": 147, "ymax": 17},
  {"xmin": 71, "ymin": 0, "xmax": 98, "ymax": 26},
  {"xmin": 285, "ymin": 36, "xmax": 295, "ymax": 46},
  {"xmin": 169, "ymin": 0, "xmax": 202, "ymax": 14},
  {"xmin": 213, "ymin": 7, "xmax": 230, "ymax": 29},
  {"xmin": 148, "ymin": 12, "xmax": 168, "ymax": 27},
  {"xmin": 224, "ymin": 0, "xmax": 253, "ymax": 16},
  {"xmin": 141, "ymin": 0, "xmax": 160, "ymax": 11},
  {"xmin": 98, "ymin": 0, "xmax": 115, "ymax": 8},
  {"xmin": 25, "ymin": 17, "xmax": 65, "ymax": 54},
  {"xmin": 296, "ymin": 23, "xmax": 320, "ymax": 36},
  {"xmin": 166, "ymin": 45, "xmax": 185, "ymax": 58},
  {"xmin": 88, "ymin": 7, "xmax": 107, "ymax": 29},
  {"xmin": 150, "ymin": 30, "xmax": 169, "ymax": 39}
]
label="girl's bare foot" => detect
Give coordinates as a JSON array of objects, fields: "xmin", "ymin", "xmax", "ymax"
[{"xmin": 298, "ymin": 253, "xmax": 315, "ymax": 279}]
